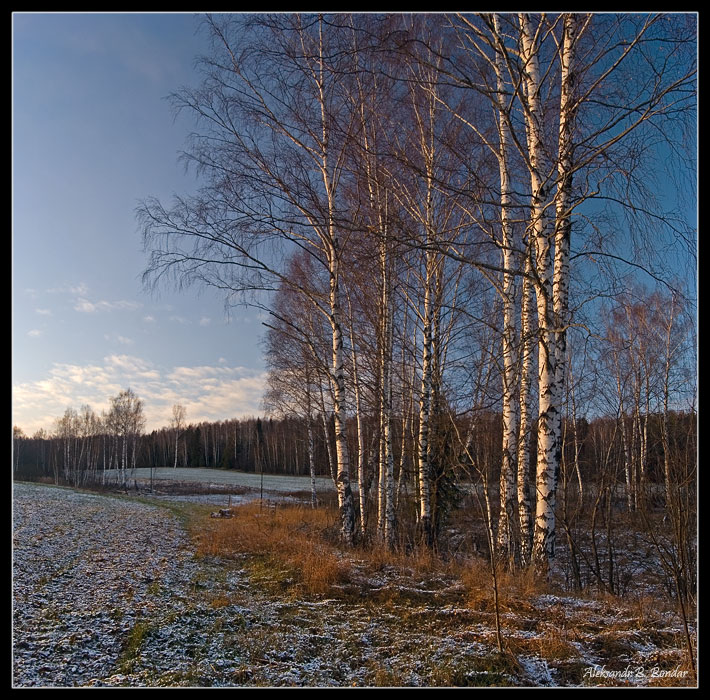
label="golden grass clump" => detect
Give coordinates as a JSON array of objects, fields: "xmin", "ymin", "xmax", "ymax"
[
  {"xmin": 197, "ymin": 501, "xmax": 349, "ymax": 595},
  {"xmin": 509, "ymin": 628, "xmax": 580, "ymax": 662},
  {"xmin": 459, "ymin": 557, "xmax": 545, "ymax": 615}
]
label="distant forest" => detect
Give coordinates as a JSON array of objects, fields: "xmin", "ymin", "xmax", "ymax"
[{"xmin": 13, "ymin": 407, "xmax": 696, "ymax": 497}]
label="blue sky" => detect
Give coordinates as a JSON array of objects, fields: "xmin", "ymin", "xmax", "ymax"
[{"xmin": 12, "ymin": 12, "xmax": 267, "ymax": 434}]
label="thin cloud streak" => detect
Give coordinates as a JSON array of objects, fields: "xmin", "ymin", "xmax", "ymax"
[{"xmin": 74, "ymin": 298, "xmax": 142, "ymax": 313}]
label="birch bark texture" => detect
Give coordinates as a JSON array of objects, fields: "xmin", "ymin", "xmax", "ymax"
[
  {"xmin": 492, "ymin": 13, "xmax": 519, "ymax": 563},
  {"xmin": 517, "ymin": 13, "xmax": 559, "ymax": 567}
]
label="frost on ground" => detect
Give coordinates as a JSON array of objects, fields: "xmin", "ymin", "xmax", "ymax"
[
  {"xmin": 103, "ymin": 467, "xmax": 338, "ymax": 494},
  {"xmin": 12, "ymin": 482, "xmax": 695, "ymax": 688}
]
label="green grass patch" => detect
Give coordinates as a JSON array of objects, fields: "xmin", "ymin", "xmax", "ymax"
[{"xmin": 117, "ymin": 619, "xmax": 153, "ymax": 673}]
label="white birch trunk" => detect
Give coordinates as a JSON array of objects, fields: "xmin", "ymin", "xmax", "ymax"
[
  {"xmin": 519, "ymin": 13, "xmax": 559, "ymax": 568},
  {"xmin": 541, "ymin": 11, "xmax": 580, "ymax": 562},
  {"xmin": 552, "ymin": 12, "xmax": 578, "ymax": 489},
  {"xmin": 416, "ymin": 89, "xmax": 439, "ymax": 547},
  {"xmin": 322, "ymin": 411, "xmax": 336, "ymax": 486},
  {"xmin": 307, "ymin": 411, "xmax": 317, "ymax": 510},
  {"xmin": 329, "ymin": 266, "xmax": 356, "ymax": 545},
  {"xmin": 517, "ymin": 250, "xmax": 535, "ymax": 565},
  {"xmin": 396, "ymin": 404, "xmax": 410, "ymax": 511},
  {"xmin": 316, "ymin": 17, "xmax": 355, "ymax": 545},
  {"xmin": 348, "ymin": 316, "xmax": 367, "ymax": 539},
  {"xmin": 382, "ymin": 266, "xmax": 396, "ymax": 550},
  {"xmin": 396, "ymin": 310, "xmax": 414, "ymax": 512},
  {"xmin": 303, "ymin": 366, "xmax": 318, "ymax": 509},
  {"xmin": 493, "ymin": 13, "xmax": 519, "ymax": 562},
  {"xmin": 378, "ymin": 403, "xmax": 386, "ymax": 538},
  {"xmin": 417, "ymin": 258, "xmax": 434, "ymax": 546}
]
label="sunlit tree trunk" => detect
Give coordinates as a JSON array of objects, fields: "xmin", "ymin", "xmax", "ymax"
[
  {"xmin": 493, "ymin": 13, "xmax": 519, "ymax": 564},
  {"xmin": 379, "ymin": 237, "xmax": 396, "ymax": 549},
  {"xmin": 347, "ymin": 299, "xmax": 367, "ymax": 539},
  {"xmin": 311, "ymin": 14, "xmax": 356, "ymax": 545},
  {"xmin": 519, "ymin": 13, "xmax": 558, "ymax": 569},
  {"xmin": 396, "ymin": 296, "xmax": 415, "ymax": 513},
  {"xmin": 327, "ymin": 242, "xmax": 356, "ymax": 544},
  {"xmin": 517, "ymin": 247, "xmax": 535, "ymax": 565},
  {"xmin": 417, "ymin": 250, "xmax": 435, "ymax": 547},
  {"xmin": 552, "ymin": 11, "xmax": 579, "ymax": 511}
]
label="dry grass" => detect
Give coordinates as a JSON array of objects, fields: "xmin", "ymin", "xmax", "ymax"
[
  {"xmin": 196, "ymin": 501, "xmax": 475, "ymax": 600},
  {"xmin": 460, "ymin": 557, "xmax": 547, "ymax": 615},
  {"xmin": 357, "ymin": 537, "xmax": 444, "ymax": 576},
  {"xmin": 507, "ymin": 629, "xmax": 580, "ymax": 661},
  {"xmin": 196, "ymin": 501, "xmax": 349, "ymax": 596},
  {"xmin": 187, "ymin": 499, "xmax": 695, "ymax": 687},
  {"xmin": 197, "ymin": 501, "xmax": 568, "ymax": 611}
]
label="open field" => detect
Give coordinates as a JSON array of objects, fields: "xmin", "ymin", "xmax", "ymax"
[
  {"xmin": 101, "ymin": 467, "xmax": 340, "ymax": 494},
  {"xmin": 12, "ymin": 481, "xmax": 696, "ymax": 688}
]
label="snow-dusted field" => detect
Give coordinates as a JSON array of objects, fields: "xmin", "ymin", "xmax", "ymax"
[
  {"xmin": 104, "ymin": 467, "xmax": 340, "ymax": 493},
  {"xmin": 13, "ymin": 482, "xmax": 193, "ymax": 686},
  {"xmin": 13, "ymin": 482, "xmax": 695, "ymax": 688}
]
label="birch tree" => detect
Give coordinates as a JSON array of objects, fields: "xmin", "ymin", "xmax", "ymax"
[
  {"xmin": 262, "ymin": 263, "xmax": 334, "ymax": 510},
  {"xmin": 385, "ymin": 16, "xmax": 471, "ymax": 546},
  {"xmin": 107, "ymin": 389, "xmax": 145, "ymax": 487},
  {"xmin": 136, "ymin": 11, "xmax": 695, "ymax": 562},
  {"xmin": 13, "ymin": 426, "xmax": 26, "ymax": 476},
  {"xmin": 139, "ymin": 13, "xmax": 359, "ymax": 543},
  {"xmin": 171, "ymin": 404, "xmax": 186, "ymax": 469},
  {"xmin": 345, "ymin": 19, "xmax": 399, "ymax": 547},
  {"xmin": 488, "ymin": 11, "xmax": 692, "ymax": 569}
]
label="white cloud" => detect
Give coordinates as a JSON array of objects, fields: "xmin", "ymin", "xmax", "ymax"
[
  {"xmin": 74, "ymin": 297, "xmax": 142, "ymax": 313},
  {"xmin": 27, "ymin": 329, "xmax": 43, "ymax": 338},
  {"xmin": 73, "ymin": 298, "xmax": 98, "ymax": 313},
  {"xmin": 199, "ymin": 316, "xmax": 211, "ymax": 326},
  {"xmin": 35, "ymin": 308, "xmax": 52, "ymax": 316},
  {"xmin": 12, "ymin": 356, "xmax": 266, "ymax": 434},
  {"xmin": 104, "ymin": 333, "xmax": 134, "ymax": 346},
  {"xmin": 46, "ymin": 282, "xmax": 89, "ymax": 296}
]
